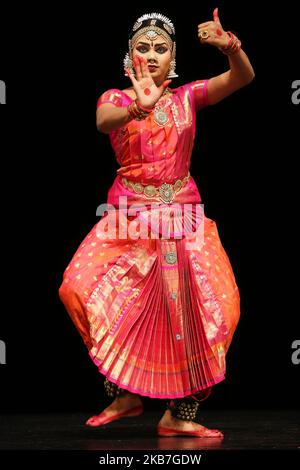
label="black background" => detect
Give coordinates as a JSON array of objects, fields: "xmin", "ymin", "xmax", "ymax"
[{"xmin": 0, "ymin": 0, "xmax": 299, "ymax": 414}]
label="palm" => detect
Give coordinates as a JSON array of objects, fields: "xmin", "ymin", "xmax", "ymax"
[
  {"xmin": 125, "ymin": 55, "xmax": 171, "ymax": 109},
  {"xmin": 134, "ymin": 77, "xmax": 162, "ymax": 108}
]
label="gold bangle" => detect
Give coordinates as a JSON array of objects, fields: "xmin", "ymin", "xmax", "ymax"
[
  {"xmin": 127, "ymin": 100, "xmax": 151, "ymax": 121},
  {"xmin": 134, "ymin": 100, "xmax": 152, "ymax": 118}
]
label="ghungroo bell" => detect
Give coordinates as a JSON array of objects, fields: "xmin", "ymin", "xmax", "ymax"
[
  {"xmin": 103, "ymin": 377, "xmax": 127, "ymax": 398},
  {"xmin": 166, "ymin": 397, "xmax": 200, "ymax": 421}
]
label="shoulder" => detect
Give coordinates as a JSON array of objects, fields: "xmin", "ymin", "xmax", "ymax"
[
  {"xmin": 172, "ymin": 80, "xmax": 207, "ymax": 94},
  {"xmin": 97, "ymin": 88, "xmax": 132, "ymax": 109},
  {"xmin": 121, "ymin": 87, "xmax": 136, "ymax": 100},
  {"xmin": 168, "ymin": 80, "xmax": 208, "ymax": 112},
  {"xmin": 183, "ymin": 80, "xmax": 209, "ymax": 110}
]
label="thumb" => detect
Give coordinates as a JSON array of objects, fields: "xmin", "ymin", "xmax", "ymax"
[
  {"xmin": 213, "ymin": 7, "xmax": 219, "ymax": 22},
  {"xmin": 162, "ymin": 79, "xmax": 172, "ymax": 89}
]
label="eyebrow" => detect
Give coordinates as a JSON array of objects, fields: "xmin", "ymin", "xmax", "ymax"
[{"xmin": 136, "ymin": 41, "xmax": 168, "ymax": 47}]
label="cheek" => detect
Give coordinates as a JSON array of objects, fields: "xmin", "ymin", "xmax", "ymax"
[
  {"xmin": 162, "ymin": 59, "xmax": 171, "ymax": 71},
  {"xmin": 164, "ymin": 54, "xmax": 172, "ymax": 68},
  {"xmin": 132, "ymin": 51, "xmax": 143, "ymax": 60},
  {"xmin": 158, "ymin": 53, "xmax": 171, "ymax": 66}
]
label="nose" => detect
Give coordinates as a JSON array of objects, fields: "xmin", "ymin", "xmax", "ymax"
[{"xmin": 147, "ymin": 48, "xmax": 157, "ymax": 63}]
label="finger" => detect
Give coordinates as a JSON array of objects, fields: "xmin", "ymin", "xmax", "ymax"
[
  {"xmin": 213, "ymin": 7, "xmax": 219, "ymax": 22},
  {"xmin": 133, "ymin": 56, "xmax": 142, "ymax": 80},
  {"xmin": 198, "ymin": 35, "xmax": 210, "ymax": 43},
  {"xmin": 198, "ymin": 29, "xmax": 211, "ymax": 41},
  {"xmin": 198, "ymin": 21, "xmax": 214, "ymax": 29},
  {"xmin": 158, "ymin": 79, "xmax": 172, "ymax": 96},
  {"xmin": 136, "ymin": 56, "xmax": 143, "ymax": 80},
  {"xmin": 125, "ymin": 68, "xmax": 138, "ymax": 86},
  {"xmin": 162, "ymin": 79, "xmax": 172, "ymax": 89},
  {"xmin": 138, "ymin": 55, "xmax": 148, "ymax": 78},
  {"xmin": 136, "ymin": 55, "xmax": 145, "ymax": 78},
  {"xmin": 139, "ymin": 56, "xmax": 151, "ymax": 78}
]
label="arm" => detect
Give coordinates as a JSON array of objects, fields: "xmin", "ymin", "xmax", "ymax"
[
  {"xmin": 198, "ymin": 8, "xmax": 255, "ymax": 106},
  {"xmin": 207, "ymin": 49, "xmax": 255, "ymax": 105},
  {"xmin": 97, "ymin": 104, "xmax": 131, "ymax": 134}
]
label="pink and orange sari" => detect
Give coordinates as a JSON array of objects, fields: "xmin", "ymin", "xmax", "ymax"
[{"xmin": 59, "ymin": 80, "xmax": 240, "ymax": 399}]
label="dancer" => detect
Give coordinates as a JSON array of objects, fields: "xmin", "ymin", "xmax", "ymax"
[{"xmin": 59, "ymin": 9, "xmax": 254, "ymax": 437}]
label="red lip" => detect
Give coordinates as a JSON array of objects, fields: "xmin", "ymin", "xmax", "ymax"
[{"xmin": 148, "ymin": 65, "xmax": 158, "ymax": 70}]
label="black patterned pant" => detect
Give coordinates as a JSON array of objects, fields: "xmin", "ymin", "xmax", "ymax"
[{"xmin": 103, "ymin": 377, "xmax": 212, "ymax": 422}]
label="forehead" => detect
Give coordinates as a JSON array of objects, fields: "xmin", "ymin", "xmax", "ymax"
[{"xmin": 135, "ymin": 34, "xmax": 169, "ymax": 46}]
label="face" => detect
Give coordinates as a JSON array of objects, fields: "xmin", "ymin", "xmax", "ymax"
[{"xmin": 132, "ymin": 34, "xmax": 172, "ymax": 84}]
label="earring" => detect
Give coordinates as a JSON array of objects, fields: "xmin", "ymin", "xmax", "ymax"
[
  {"xmin": 123, "ymin": 52, "xmax": 135, "ymax": 76},
  {"xmin": 167, "ymin": 59, "xmax": 179, "ymax": 78}
]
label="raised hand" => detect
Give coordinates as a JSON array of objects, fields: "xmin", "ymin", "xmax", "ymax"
[
  {"xmin": 125, "ymin": 55, "xmax": 171, "ymax": 109},
  {"xmin": 197, "ymin": 7, "xmax": 230, "ymax": 49}
]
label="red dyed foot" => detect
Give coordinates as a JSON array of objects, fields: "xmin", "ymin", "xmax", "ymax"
[
  {"xmin": 86, "ymin": 405, "xmax": 144, "ymax": 427},
  {"xmin": 157, "ymin": 424, "xmax": 224, "ymax": 438}
]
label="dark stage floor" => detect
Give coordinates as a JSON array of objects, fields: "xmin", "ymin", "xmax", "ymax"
[{"xmin": 0, "ymin": 409, "xmax": 299, "ymax": 451}]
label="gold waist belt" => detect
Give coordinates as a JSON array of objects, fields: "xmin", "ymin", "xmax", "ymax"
[{"xmin": 121, "ymin": 171, "xmax": 190, "ymax": 203}]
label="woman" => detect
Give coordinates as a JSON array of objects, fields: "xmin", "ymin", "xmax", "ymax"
[{"xmin": 59, "ymin": 10, "xmax": 254, "ymax": 438}]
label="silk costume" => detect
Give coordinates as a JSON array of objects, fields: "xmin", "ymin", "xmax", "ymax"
[{"xmin": 59, "ymin": 79, "xmax": 240, "ymax": 400}]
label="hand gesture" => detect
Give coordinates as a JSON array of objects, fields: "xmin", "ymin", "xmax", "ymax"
[
  {"xmin": 125, "ymin": 55, "xmax": 171, "ymax": 109},
  {"xmin": 198, "ymin": 8, "xmax": 230, "ymax": 49}
]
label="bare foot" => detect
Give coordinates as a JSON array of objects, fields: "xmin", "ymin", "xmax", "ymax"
[
  {"xmin": 86, "ymin": 392, "xmax": 143, "ymax": 427},
  {"xmin": 158, "ymin": 409, "xmax": 223, "ymax": 437}
]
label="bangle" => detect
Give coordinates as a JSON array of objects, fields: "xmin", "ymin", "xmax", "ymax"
[
  {"xmin": 135, "ymin": 100, "xmax": 154, "ymax": 113},
  {"xmin": 127, "ymin": 99, "xmax": 153, "ymax": 121},
  {"xmin": 220, "ymin": 31, "xmax": 241, "ymax": 55}
]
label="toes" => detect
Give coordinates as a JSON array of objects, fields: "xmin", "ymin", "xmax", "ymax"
[
  {"xmin": 198, "ymin": 425, "xmax": 223, "ymax": 437},
  {"xmin": 205, "ymin": 429, "xmax": 223, "ymax": 437},
  {"xmin": 85, "ymin": 416, "xmax": 97, "ymax": 425}
]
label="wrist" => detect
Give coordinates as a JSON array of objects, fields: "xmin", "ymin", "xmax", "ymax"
[
  {"xmin": 127, "ymin": 99, "xmax": 153, "ymax": 121},
  {"xmin": 125, "ymin": 105, "xmax": 134, "ymax": 123},
  {"xmin": 135, "ymin": 100, "xmax": 155, "ymax": 112},
  {"xmin": 219, "ymin": 31, "xmax": 242, "ymax": 56}
]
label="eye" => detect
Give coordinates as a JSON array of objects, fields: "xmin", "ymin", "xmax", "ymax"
[
  {"xmin": 137, "ymin": 46, "xmax": 148, "ymax": 53},
  {"xmin": 156, "ymin": 47, "xmax": 168, "ymax": 54}
]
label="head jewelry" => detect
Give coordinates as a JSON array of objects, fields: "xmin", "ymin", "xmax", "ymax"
[{"xmin": 123, "ymin": 12, "xmax": 178, "ymax": 78}]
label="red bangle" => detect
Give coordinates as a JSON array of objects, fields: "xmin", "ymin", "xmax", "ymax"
[
  {"xmin": 223, "ymin": 31, "xmax": 235, "ymax": 50},
  {"xmin": 136, "ymin": 100, "xmax": 154, "ymax": 113},
  {"xmin": 220, "ymin": 31, "xmax": 241, "ymax": 55}
]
